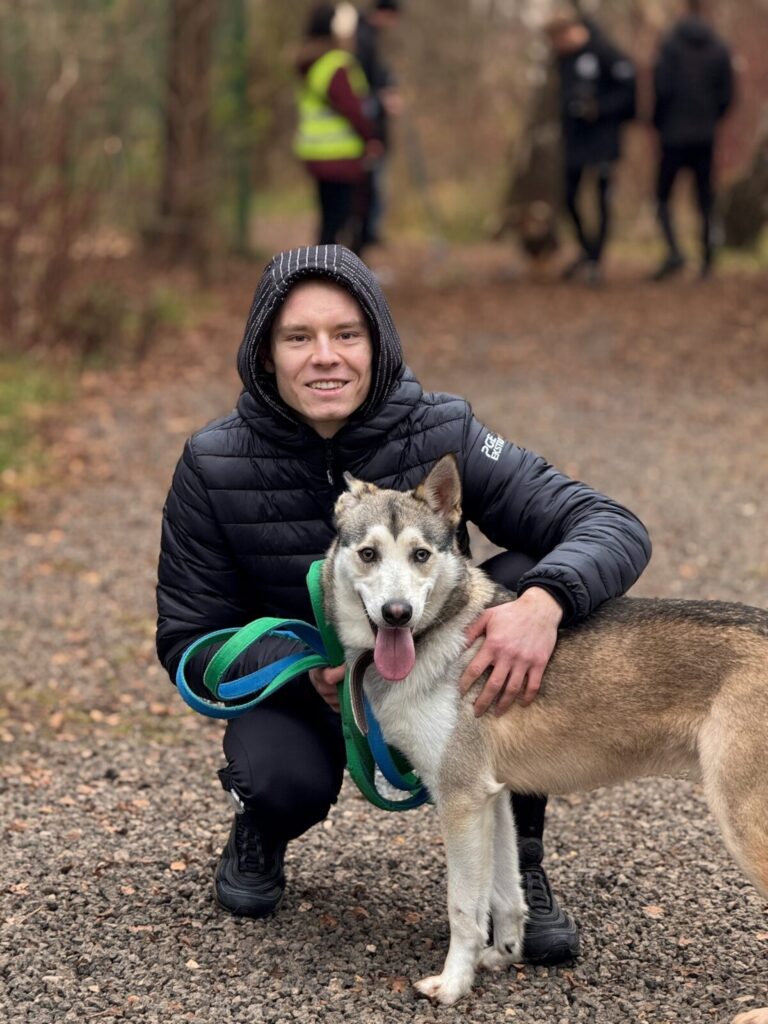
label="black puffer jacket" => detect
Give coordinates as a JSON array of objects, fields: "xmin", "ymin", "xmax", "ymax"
[
  {"xmin": 156, "ymin": 245, "xmax": 651, "ymax": 687},
  {"xmin": 653, "ymin": 16, "xmax": 734, "ymax": 147},
  {"xmin": 556, "ymin": 23, "xmax": 636, "ymax": 169}
]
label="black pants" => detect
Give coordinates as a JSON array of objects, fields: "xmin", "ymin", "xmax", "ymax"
[
  {"xmin": 315, "ymin": 179, "xmax": 368, "ymax": 254},
  {"xmin": 219, "ymin": 550, "xmax": 547, "ymax": 842},
  {"xmin": 656, "ymin": 143, "xmax": 714, "ymax": 267},
  {"xmin": 565, "ymin": 162, "xmax": 614, "ymax": 263},
  {"xmin": 316, "ymin": 180, "xmax": 355, "ymax": 248}
]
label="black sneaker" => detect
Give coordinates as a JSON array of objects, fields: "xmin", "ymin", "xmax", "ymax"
[
  {"xmin": 560, "ymin": 253, "xmax": 591, "ymax": 281},
  {"xmin": 519, "ymin": 837, "xmax": 579, "ymax": 966},
  {"xmin": 584, "ymin": 259, "xmax": 602, "ymax": 287},
  {"xmin": 650, "ymin": 254, "xmax": 685, "ymax": 281},
  {"xmin": 699, "ymin": 256, "xmax": 714, "ymax": 280},
  {"xmin": 214, "ymin": 814, "xmax": 287, "ymax": 918}
]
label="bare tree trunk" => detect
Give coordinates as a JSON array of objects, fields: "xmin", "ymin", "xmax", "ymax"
[
  {"xmin": 229, "ymin": 0, "xmax": 251, "ymax": 254},
  {"xmin": 721, "ymin": 112, "xmax": 768, "ymax": 249},
  {"xmin": 0, "ymin": 75, "xmax": 21, "ymax": 333},
  {"xmin": 149, "ymin": 0, "xmax": 218, "ymax": 276}
]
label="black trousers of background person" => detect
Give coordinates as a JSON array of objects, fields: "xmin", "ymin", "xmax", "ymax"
[
  {"xmin": 565, "ymin": 162, "xmax": 615, "ymax": 263},
  {"xmin": 656, "ymin": 142, "xmax": 714, "ymax": 269},
  {"xmin": 315, "ymin": 179, "xmax": 370, "ymax": 255},
  {"xmin": 316, "ymin": 179, "xmax": 356, "ymax": 248},
  {"xmin": 219, "ymin": 550, "xmax": 547, "ymax": 843}
]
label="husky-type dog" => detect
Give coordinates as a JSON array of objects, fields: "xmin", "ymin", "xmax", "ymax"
[{"xmin": 323, "ymin": 455, "xmax": 768, "ymax": 1018}]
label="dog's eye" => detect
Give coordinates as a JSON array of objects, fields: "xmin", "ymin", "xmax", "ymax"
[
  {"xmin": 413, "ymin": 548, "xmax": 431, "ymax": 563},
  {"xmin": 358, "ymin": 547, "xmax": 377, "ymax": 563}
]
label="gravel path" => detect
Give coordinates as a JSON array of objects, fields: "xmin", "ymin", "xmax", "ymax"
[{"xmin": 1, "ymin": 255, "xmax": 767, "ymax": 1023}]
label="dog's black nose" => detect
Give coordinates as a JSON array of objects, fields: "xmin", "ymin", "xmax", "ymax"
[{"xmin": 382, "ymin": 599, "xmax": 413, "ymax": 626}]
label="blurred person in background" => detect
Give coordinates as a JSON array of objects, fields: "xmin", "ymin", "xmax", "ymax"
[
  {"xmin": 294, "ymin": 3, "xmax": 383, "ymax": 252},
  {"xmin": 651, "ymin": 0, "xmax": 734, "ymax": 281},
  {"xmin": 546, "ymin": 7, "xmax": 636, "ymax": 285},
  {"xmin": 355, "ymin": 0, "xmax": 403, "ymax": 249}
]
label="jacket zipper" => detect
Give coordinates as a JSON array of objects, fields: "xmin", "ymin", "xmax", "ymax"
[{"xmin": 324, "ymin": 441, "xmax": 335, "ymax": 485}]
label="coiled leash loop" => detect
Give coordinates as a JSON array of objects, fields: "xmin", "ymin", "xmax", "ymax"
[{"xmin": 175, "ymin": 560, "xmax": 430, "ymax": 811}]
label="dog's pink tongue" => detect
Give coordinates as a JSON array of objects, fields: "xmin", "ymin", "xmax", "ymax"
[{"xmin": 374, "ymin": 627, "xmax": 416, "ymax": 681}]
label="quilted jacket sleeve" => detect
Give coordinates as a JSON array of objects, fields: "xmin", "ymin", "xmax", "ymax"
[
  {"xmin": 460, "ymin": 411, "xmax": 651, "ymax": 624},
  {"xmin": 156, "ymin": 440, "xmax": 302, "ymax": 687}
]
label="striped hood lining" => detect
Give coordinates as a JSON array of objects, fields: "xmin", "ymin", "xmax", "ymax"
[{"xmin": 236, "ymin": 245, "xmax": 405, "ymax": 425}]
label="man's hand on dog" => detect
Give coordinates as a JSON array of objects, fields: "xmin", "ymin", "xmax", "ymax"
[
  {"xmin": 460, "ymin": 588, "xmax": 563, "ymax": 716},
  {"xmin": 309, "ymin": 664, "xmax": 345, "ymax": 713}
]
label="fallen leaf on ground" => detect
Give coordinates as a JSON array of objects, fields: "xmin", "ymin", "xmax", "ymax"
[
  {"xmin": 388, "ymin": 976, "xmax": 410, "ymax": 993},
  {"xmin": 643, "ymin": 904, "xmax": 665, "ymax": 919}
]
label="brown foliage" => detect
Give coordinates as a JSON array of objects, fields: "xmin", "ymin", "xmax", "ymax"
[{"xmin": 0, "ymin": 2, "xmax": 118, "ymax": 349}]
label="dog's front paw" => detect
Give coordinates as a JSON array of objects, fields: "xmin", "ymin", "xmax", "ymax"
[
  {"xmin": 414, "ymin": 972, "xmax": 472, "ymax": 1006},
  {"xmin": 732, "ymin": 1009, "xmax": 768, "ymax": 1024},
  {"xmin": 478, "ymin": 945, "xmax": 519, "ymax": 972},
  {"xmin": 486, "ymin": 910, "xmax": 525, "ymax": 965}
]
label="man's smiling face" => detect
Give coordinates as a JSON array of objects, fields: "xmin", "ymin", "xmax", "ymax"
[{"xmin": 266, "ymin": 280, "xmax": 373, "ymax": 438}]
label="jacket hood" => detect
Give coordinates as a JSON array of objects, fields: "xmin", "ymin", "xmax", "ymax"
[
  {"xmin": 237, "ymin": 245, "xmax": 405, "ymax": 426},
  {"xmin": 674, "ymin": 15, "xmax": 716, "ymax": 47}
]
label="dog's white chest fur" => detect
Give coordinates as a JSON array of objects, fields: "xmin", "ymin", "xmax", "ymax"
[{"xmin": 363, "ymin": 638, "xmax": 469, "ymax": 790}]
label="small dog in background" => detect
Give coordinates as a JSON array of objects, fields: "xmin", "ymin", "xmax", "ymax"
[{"xmin": 323, "ymin": 455, "xmax": 768, "ymax": 1018}]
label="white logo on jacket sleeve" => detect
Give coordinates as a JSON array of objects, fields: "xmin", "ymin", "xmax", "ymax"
[
  {"xmin": 481, "ymin": 433, "xmax": 505, "ymax": 461},
  {"xmin": 575, "ymin": 52, "xmax": 600, "ymax": 79}
]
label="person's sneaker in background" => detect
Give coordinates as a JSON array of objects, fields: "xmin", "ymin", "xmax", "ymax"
[
  {"xmin": 560, "ymin": 253, "xmax": 591, "ymax": 280},
  {"xmin": 651, "ymin": 254, "xmax": 685, "ymax": 281}
]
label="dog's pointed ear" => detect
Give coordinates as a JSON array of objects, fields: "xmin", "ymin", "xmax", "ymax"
[
  {"xmin": 414, "ymin": 454, "xmax": 462, "ymax": 525},
  {"xmin": 342, "ymin": 471, "xmax": 371, "ymax": 498},
  {"xmin": 334, "ymin": 472, "xmax": 377, "ymax": 522}
]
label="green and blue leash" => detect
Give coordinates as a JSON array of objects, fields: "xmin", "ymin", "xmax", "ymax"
[{"xmin": 175, "ymin": 560, "xmax": 429, "ymax": 812}]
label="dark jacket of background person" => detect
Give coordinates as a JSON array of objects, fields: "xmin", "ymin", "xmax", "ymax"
[
  {"xmin": 156, "ymin": 246, "xmax": 651, "ymax": 690},
  {"xmin": 355, "ymin": 11, "xmax": 396, "ymax": 149},
  {"xmin": 653, "ymin": 15, "xmax": 734, "ymax": 147},
  {"xmin": 555, "ymin": 22, "xmax": 636, "ymax": 168},
  {"xmin": 294, "ymin": 39, "xmax": 378, "ymax": 183}
]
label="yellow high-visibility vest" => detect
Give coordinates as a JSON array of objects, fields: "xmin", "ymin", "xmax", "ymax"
[{"xmin": 294, "ymin": 49, "xmax": 369, "ymax": 162}]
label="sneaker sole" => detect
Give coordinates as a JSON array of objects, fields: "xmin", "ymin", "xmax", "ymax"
[
  {"xmin": 213, "ymin": 879, "xmax": 284, "ymax": 919},
  {"xmin": 523, "ymin": 936, "xmax": 580, "ymax": 967}
]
